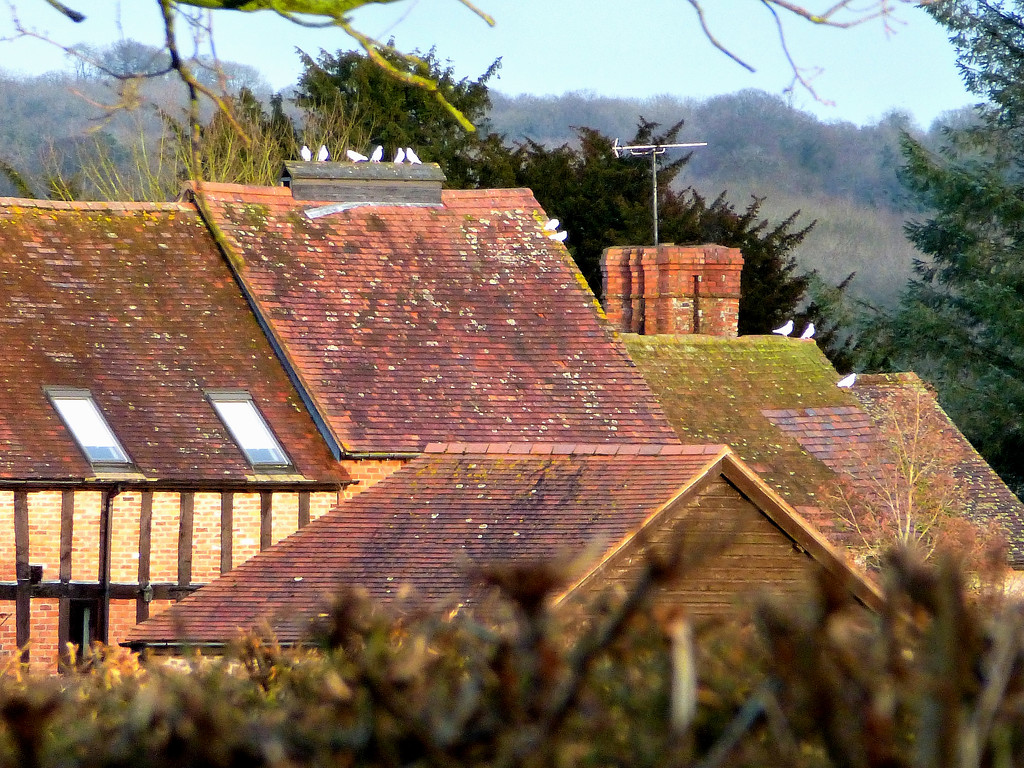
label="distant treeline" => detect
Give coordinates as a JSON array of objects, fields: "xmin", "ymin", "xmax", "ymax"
[
  {"xmin": 487, "ymin": 89, "xmax": 968, "ymax": 213},
  {"xmin": 0, "ymin": 62, "xmax": 972, "ymax": 307}
]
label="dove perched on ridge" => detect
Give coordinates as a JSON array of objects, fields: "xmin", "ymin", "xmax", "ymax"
[
  {"xmin": 837, "ymin": 373, "xmax": 857, "ymax": 388},
  {"xmin": 393, "ymin": 147, "xmax": 406, "ymax": 164},
  {"xmin": 406, "ymin": 147, "xmax": 422, "ymax": 164},
  {"xmin": 300, "ymin": 145, "xmax": 312, "ymax": 161},
  {"xmin": 772, "ymin": 320, "xmax": 794, "ymax": 336},
  {"xmin": 370, "ymin": 145, "xmax": 383, "ymax": 162},
  {"xmin": 346, "ymin": 149, "xmax": 368, "ymax": 162},
  {"xmin": 317, "ymin": 144, "xmax": 329, "ymax": 162},
  {"xmin": 799, "ymin": 323, "xmax": 815, "ymax": 340}
]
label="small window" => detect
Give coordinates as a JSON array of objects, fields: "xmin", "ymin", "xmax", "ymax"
[
  {"xmin": 47, "ymin": 389, "xmax": 131, "ymax": 465},
  {"xmin": 207, "ymin": 392, "xmax": 291, "ymax": 468}
]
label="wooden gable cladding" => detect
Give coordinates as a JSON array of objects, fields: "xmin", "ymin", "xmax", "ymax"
[
  {"xmin": 562, "ymin": 454, "xmax": 883, "ymax": 615},
  {"xmin": 570, "ymin": 476, "xmax": 837, "ymax": 616},
  {"xmin": 0, "ymin": 486, "xmax": 342, "ymax": 673}
]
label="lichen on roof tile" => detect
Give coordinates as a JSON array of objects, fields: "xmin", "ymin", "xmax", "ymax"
[
  {"xmin": 196, "ymin": 183, "xmax": 676, "ymax": 452},
  {"xmin": 0, "ymin": 199, "xmax": 341, "ymax": 482}
]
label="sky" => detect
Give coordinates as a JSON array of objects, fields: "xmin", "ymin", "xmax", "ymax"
[{"xmin": 0, "ymin": 0, "xmax": 976, "ymax": 129}]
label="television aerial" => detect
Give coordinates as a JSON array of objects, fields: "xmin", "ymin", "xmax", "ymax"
[{"xmin": 613, "ymin": 137, "xmax": 707, "ymax": 246}]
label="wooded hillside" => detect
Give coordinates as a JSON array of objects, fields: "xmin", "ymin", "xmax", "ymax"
[{"xmin": 0, "ymin": 61, "xmax": 967, "ymax": 308}]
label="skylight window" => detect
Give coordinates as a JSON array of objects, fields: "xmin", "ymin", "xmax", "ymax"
[
  {"xmin": 207, "ymin": 392, "xmax": 291, "ymax": 468},
  {"xmin": 48, "ymin": 390, "xmax": 131, "ymax": 465}
]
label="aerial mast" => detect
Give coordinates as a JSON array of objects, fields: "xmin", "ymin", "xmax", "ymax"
[{"xmin": 613, "ymin": 138, "xmax": 707, "ymax": 246}]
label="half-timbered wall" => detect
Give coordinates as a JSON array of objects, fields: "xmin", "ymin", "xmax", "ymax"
[{"xmin": 0, "ymin": 487, "xmax": 340, "ymax": 672}]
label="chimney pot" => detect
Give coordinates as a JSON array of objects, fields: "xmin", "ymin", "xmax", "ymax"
[
  {"xmin": 600, "ymin": 244, "xmax": 742, "ymax": 337},
  {"xmin": 281, "ymin": 161, "xmax": 446, "ymax": 204}
]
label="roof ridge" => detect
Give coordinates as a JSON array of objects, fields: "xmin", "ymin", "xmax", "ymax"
[
  {"xmin": 441, "ymin": 187, "xmax": 536, "ymax": 197},
  {"xmin": 182, "ymin": 181, "xmax": 293, "ymax": 197},
  {"xmin": 0, "ymin": 197, "xmax": 191, "ymax": 212},
  {"xmin": 422, "ymin": 442, "xmax": 726, "ymax": 456}
]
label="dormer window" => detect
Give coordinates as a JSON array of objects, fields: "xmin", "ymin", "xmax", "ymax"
[
  {"xmin": 207, "ymin": 391, "xmax": 291, "ymax": 469},
  {"xmin": 47, "ymin": 389, "xmax": 131, "ymax": 466}
]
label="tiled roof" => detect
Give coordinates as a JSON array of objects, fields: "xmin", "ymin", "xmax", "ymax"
[
  {"xmin": 0, "ymin": 198, "xmax": 343, "ymax": 482},
  {"xmin": 854, "ymin": 374, "xmax": 1024, "ymax": 565},
  {"xmin": 762, "ymin": 406, "xmax": 880, "ymax": 484},
  {"xmin": 128, "ymin": 445, "xmax": 733, "ymax": 645},
  {"xmin": 190, "ymin": 183, "xmax": 677, "ymax": 453},
  {"xmin": 622, "ymin": 334, "xmax": 850, "ymax": 515},
  {"xmin": 623, "ymin": 334, "xmax": 1024, "ymax": 562}
]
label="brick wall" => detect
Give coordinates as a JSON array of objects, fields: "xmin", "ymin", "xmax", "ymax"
[
  {"xmin": 232, "ymin": 493, "xmax": 262, "ymax": 567},
  {"xmin": 0, "ymin": 601, "xmax": 15, "ymax": 661},
  {"xmin": 601, "ymin": 244, "xmax": 742, "ymax": 337},
  {"xmin": 71, "ymin": 492, "xmax": 101, "ymax": 582},
  {"xmin": 107, "ymin": 599, "xmax": 140, "ymax": 649},
  {"xmin": 0, "ymin": 486, "xmax": 341, "ymax": 672},
  {"xmin": 191, "ymin": 493, "xmax": 222, "ymax": 584},
  {"xmin": 28, "ymin": 597, "xmax": 59, "ymax": 674},
  {"xmin": 26, "ymin": 491, "xmax": 62, "ymax": 581},
  {"xmin": 340, "ymin": 459, "xmax": 408, "ymax": 500},
  {"xmin": 150, "ymin": 492, "xmax": 182, "ymax": 584},
  {"xmin": 110, "ymin": 493, "xmax": 142, "ymax": 584}
]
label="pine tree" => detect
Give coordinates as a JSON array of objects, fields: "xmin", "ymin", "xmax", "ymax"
[
  {"xmin": 294, "ymin": 46, "xmax": 504, "ymax": 189},
  {"xmin": 510, "ymin": 120, "xmax": 818, "ymax": 336},
  {"xmin": 875, "ymin": 0, "xmax": 1024, "ymax": 491}
]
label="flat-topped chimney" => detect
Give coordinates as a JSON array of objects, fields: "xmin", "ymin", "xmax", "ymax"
[
  {"xmin": 281, "ymin": 161, "xmax": 446, "ymax": 204},
  {"xmin": 601, "ymin": 244, "xmax": 743, "ymax": 337}
]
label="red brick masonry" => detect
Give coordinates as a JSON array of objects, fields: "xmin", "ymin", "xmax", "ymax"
[{"xmin": 601, "ymin": 244, "xmax": 743, "ymax": 337}]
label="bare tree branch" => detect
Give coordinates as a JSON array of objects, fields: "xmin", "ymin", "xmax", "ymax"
[{"xmin": 687, "ymin": 0, "xmax": 938, "ymax": 103}]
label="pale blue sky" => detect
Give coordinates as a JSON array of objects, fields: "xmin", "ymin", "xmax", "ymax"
[{"xmin": 1, "ymin": 0, "xmax": 975, "ymax": 128}]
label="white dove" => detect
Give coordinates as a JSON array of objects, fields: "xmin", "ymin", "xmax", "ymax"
[
  {"xmin": 317, "ymin": 144, "xmax": 329, "ymax": 162},
  {"xmin": 799, "ymin": 322, "xmax": 815, "ymax": 340},
  {"xmin": 300, "ymin": 145, "xmax": 312, "ymax": 161},
  {"xmin": 406, "ymin": 147, "xmax": 422, "ymax": 164},
  {"xmin": 772, "ymin": 320, "xmax": 794, "ymax": 336},
  {"xmin": 837, "ymin": 373, "xmax": 857, "ymax": 388},
  {"xmin": 346, "ymin": 149, "xmax": 368, "ymax": 162},
  {"xmin": 393, "ymin": 147, "xmax": 406, "ymax": 164},
  {"xmin": 543, "ymin": 218, "xmax": 560, "ymax": 231},
  {"xmin": 549, "ymin": 230, "xmax": 568, "ymax": 242},
  {"xmin": 370, "ymin": 145, "xmax": 384, "ymax": 162}
]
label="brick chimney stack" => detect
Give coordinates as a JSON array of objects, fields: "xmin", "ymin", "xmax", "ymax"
[{"xmin": 601, "ymin": 244, "xmax": 743, "ymax": 337}]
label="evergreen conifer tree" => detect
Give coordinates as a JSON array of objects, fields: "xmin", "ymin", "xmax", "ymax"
[{"xmin": 872, "ymin": 0, "xmax": 1024, "ymax": 491}]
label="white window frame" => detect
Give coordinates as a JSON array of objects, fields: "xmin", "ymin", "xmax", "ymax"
[
  {"xmin": 206, "ymin": 391, "xmax": 292, "ymax": 470},
  {"xmin": 46, "ymin": 388, "xmax": 132, "ymax": 467}
]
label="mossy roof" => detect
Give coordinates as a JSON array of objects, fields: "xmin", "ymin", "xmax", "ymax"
[
  {"xmin": 623, "ymin": 334, "xmax": 1024, "ymax": 563},
  {"xmin": 622, "ymin": 335, "xmax": 853, "ymax": 529}
]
